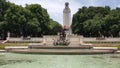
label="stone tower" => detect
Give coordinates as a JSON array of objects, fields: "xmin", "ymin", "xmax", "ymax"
[{"xmin": 63, "ymin": 2, "xmax": 71, "ymax": 35}]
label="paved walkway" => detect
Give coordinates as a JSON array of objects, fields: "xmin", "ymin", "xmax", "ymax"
[
  {"xmin": 5, "ymin": 46, "xmax": 28, "ymax": 50},
  {"xmin": 93, "ymin": 47, "xmax": 118, "ymax": 50},
  {"xmin": 117, "ymin": 50, "xmax": 120, "ymax": 54},
  {"xmin": 0, "ymin": 50, "xmax": 6, "ymax": 52},
  {"xmin": 0, "ymin": 40, "xmax": 4, "ymax": 43}
]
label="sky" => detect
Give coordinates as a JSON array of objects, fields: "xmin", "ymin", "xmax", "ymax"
[{"xmin": 8, "ymin": 0, "xmax": 120, "ymax": 25}]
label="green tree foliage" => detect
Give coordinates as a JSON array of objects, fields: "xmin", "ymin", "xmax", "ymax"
[
  {"xmin": 72, "ymin": 6, "xmax": 120, "ymax": 37},
  {"xmin": 0, "ymin": 0, "xmax": 62, "ymax": 39},
  {"xmin": 25, "ymin": 4, "xmax": 50, "ymax": 35},
  {"xmin": 0, "ymin": 0, "xmax": 11, "ymax": 39},
  {"xmin": 48, "ymin": 19, "xmax": 62, "ymax": 35}
]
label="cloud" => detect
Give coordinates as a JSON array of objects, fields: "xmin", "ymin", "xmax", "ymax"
[
  {"xmin": 117, "ymin": 5, "xmax": 120, "ymax": 7},
  {"xmin": 8, "ymin": 0, "xmax": 81, "ymax": 25},
  {"xmin": 38, "ymin": 0, "xmax": 81, "ymax": 25},
  {"xmin": 8, "ymin": 0, "xmax": 120, "ymax": 25}
]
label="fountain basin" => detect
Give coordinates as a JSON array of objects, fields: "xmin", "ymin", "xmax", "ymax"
[{"xmin": 9, "ymin": 49, "xmax": 115, "ymax": 55}]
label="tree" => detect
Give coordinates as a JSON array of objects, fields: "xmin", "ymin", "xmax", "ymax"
[
  {"xmin": 48, "ymin": 19, "xmax": 62, "ymax": 35},
  {"xmin": 0, "ymin": 1, "xmax": 62, "ymax": 39},
  {"xmin": 72, "ymin": 6, "xmax": 120, "ymax": 37},
  {"xmin": 26, "ymin": 4, "xmax": 50, "ymax": 35},
  {"xmin": 0, "ymin": 0, "xmax": 10, "ymax": 39}
]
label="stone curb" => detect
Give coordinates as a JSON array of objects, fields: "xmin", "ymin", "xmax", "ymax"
[
  {"xmin": 93, "ymin": 47, "xmax": 118, "ymax": 50},
  {"xmin": 0, "ymin": 50, "xmax": 6, "ymax": 52},
  {"xmin": 5, "ymin": 46, "xmax": 28, "ymax": 50}
]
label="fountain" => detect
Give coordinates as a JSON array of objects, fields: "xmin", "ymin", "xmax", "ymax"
[
  {"xmin": 5, "ymin": 2, "xmax": 118, "ymax": 54},
  {"xmin": 1, "ymin": 2, "xmax": 120, "ymax": 68},
  {"xmin": 7, "ymin": 33, "xmax": 117, "ymax": 54},
  {"xmin": 53, "ymin": 29, "xmax": 70, "ymax": 46}
]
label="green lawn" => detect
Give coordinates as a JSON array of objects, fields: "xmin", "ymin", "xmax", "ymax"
[{"xmin": 118, "ymin": 46, "xmax": 120, "ymax": 50}]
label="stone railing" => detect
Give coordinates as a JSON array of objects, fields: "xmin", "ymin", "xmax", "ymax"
[
  {"xmin": 7, "ymin": 36, "xmax": 120, "ymax": 43},
  {"xmin": 8, "ymin": 37, "xmax": 43, "ymax": 43},
  {"xmin": 83, "ymin": 37, "xmax": 120, "ymax": 42}
]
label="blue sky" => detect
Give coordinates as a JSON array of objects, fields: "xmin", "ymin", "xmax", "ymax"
[{"xmin": 8, "ymin": 0, "xmax": 120, "ymax": 25}]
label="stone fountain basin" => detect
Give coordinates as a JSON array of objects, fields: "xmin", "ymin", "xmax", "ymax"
[
  {"xmin": 5, "ymin": 45, "xmax": 118, "ymax": 55},
  {"xmin": 8, "ymin": 49, "xmax": 115, "ymax": 55},
  {"xmin": 28, "ymin": 45, "xmax": 93, "ymax": 49}
]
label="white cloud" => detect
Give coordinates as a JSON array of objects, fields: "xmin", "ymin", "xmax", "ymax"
[
  {"xmin": 117, "ymin": 5, "xmax": 120, "ymax": 7},
  {"xmin": 8, "ymin": 0, "xmax": 81, "ymax": 25},
  {"xmin": 8, "ymin": 0, "xmax": 119, "ymax": 25}
]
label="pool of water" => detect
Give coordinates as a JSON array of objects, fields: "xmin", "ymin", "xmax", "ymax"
[{"xmin": 0, "ymin": 53, "xmax": 120, "ymax": 68}]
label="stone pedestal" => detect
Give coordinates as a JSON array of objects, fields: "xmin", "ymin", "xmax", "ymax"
[{"xmin": 7, "ymin": 32, "xmax": 10, "ymax": 40}]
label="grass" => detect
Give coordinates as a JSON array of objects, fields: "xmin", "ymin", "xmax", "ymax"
[
  {"xmin": 0, "ymin": 45, "xmax": 5, "ymax": 49},
  {"xmin": 0, "ymin": 43, "xmax": 28, "ymax": 49},
  {"xmin": 118, "ymin": 46, "xmax": 120, "ymax": 50}
]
